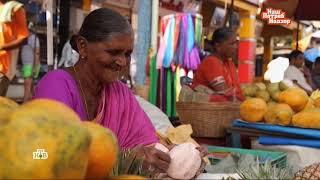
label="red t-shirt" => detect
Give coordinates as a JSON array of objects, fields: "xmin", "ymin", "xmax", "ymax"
[{"xmin": 192, "ymin": 55, "xmax": 244, "ymax": 101}]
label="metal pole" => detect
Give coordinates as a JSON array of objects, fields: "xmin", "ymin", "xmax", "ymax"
[
  {"xmin": 296, "ymin": 21, "xmax": 300, "ymax": 50},
  {"xmin": 46, "ymin": 0, "xmax": 54, "ymax": 69}
]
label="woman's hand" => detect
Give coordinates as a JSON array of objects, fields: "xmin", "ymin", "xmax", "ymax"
[
  {"xmin": 142, "ymin": 146, "xmax": 171, "ymax": 173},
  {"xmin": 195, "ymin": 145, "xmax": 208, "ymax": 177},
  {"xmin": 196, "ymin": 145, "xmax": 208, "ymax": 158}
]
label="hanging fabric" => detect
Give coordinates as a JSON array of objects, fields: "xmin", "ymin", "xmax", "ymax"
[
  {"xmin": 150, "ymin": 13, "xmax": 203, "ymax": 117},
  {"xmin": 194, "ymin": 14, "xmax": 202, "ymax": 45},
  {"xmin": 163, "ymin": 18, "xmax": 175, "ymax": 68},
  {"xmin": 156, "ymin": 17, "xmax": 171, "ymax": 69},
  {"xmin": 148, "ymin": 54, "xmax": 158, "ymax": 105}
]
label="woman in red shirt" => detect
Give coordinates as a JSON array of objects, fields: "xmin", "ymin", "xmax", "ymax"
[{"xmin": 193, "ymin": 27, "xmax": 244, "ymax": 102}]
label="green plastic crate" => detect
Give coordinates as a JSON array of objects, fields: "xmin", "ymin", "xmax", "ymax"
[{"xmin": 207, "ymin": 146, "xmax": 287, "ymax": 169}]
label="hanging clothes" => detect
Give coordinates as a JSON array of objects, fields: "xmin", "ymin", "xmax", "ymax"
[
  {"xmin": 151, "ymin": 13, "xmax": 203, "ymax": 117},
  {"xmin": 163, "ymin": 18, "xmax": 175, "ymax": 68},
  {"xmin": 148, "ymin": 54, "xmax": 158, "ymax": 105}
]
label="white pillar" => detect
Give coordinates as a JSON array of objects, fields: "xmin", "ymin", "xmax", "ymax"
[
  {"xmin": 151, "ymin": 0, "xmax": 159, "ymax": 52},
  {"xmin": 46, "ymin": 0, "xmax": 54, "ymax": 68}
]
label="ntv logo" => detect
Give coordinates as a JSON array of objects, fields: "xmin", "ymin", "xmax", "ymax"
[{"xmin": 33, "ymin": 149, "xmax": 48, "ymax": 160}]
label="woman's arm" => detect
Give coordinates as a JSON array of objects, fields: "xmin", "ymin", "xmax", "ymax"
[
  {"xmin": 0, "ymin": 38, "xmax": 27, "ymax": 51},
  {"xmin": 209, "ymin": 80, "xmax": 228, "ymax": 94}
]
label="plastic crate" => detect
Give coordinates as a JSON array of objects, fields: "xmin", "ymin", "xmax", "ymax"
[{"xmin": 207, "ymin": 146, "xmax": 287, "ymax": 169}]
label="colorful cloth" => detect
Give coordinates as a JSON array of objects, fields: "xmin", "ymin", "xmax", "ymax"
[
  {"xmin": 0, "ymin": 1, "xmax": 29, "ymax": 75},
  {"xmin": 192, "ymin": 55, "xmax": 244, "ymax": 101},
  {"xmin": 34, "ymin": 70, "xmax": 158, "ymax": 149}
]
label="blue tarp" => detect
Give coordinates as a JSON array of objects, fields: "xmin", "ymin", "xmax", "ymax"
[
  {"xmin": 233, "ymin": 119, "xmax": 320, "ymax": 139},
  {"xmin": 259, "ymin": 136, "xmax": 320, "ymax": 148}
]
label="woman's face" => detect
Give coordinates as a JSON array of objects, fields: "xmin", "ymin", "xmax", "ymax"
[
  {"xmin": 218, "ymin": 34, "xmax": 238, "ymax": 59},
  {"xmin": 82, "ymin": 33, "xmax": 133, "ymax": 84}
]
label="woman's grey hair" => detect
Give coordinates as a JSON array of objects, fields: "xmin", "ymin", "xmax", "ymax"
[{"xmin": 70, "ymin": 8, "xmax": 132, "ymax": 50}]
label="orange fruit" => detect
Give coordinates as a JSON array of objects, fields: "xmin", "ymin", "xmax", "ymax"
[
  {"xmin": 240, "ymin": 98, "xmax": 268, "ymax": 122},
  {"xmin": 83, "ymin": 121, "xmax": 119, "ymax": 179}
]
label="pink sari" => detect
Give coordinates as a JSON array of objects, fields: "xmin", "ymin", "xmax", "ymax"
[
  {"xmin": 94, "ymin": 82, "xmax": 158, "ymax": 149},
  {"xmin": 33, "ymin": 70, "xmax": 158, "ymax": 150}
]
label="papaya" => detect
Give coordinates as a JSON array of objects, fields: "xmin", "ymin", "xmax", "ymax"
[
  {"xmin": 314, "ymin": 97, "xmax": 320, "ymax": 108},
  {"xmin": 240, "ymin": 98, "xmax": 268, "ymax": 122},
  {"xmin": 255, "ymin": 82, "xmax": 267, "ymax": 91},
  {"xmin": 242, "ymin": 84, "xmax": 258, "ymax": 97},
  {"xmin": 256, "ymin": 90, "xmax": 270, "ymax": 102},
  {"xmin": 279, "ymin": 80, "xmax": 294, "ymax": 91},
  {"xmin": 278, "ymin": 88, "xmax": 309, "ymax": 112},
  {"xmin": 83, "ymin": 121, "xmax": 118, "ymax": 179},
  {"xmin": 267, "ymin": 83, "xmax": 280, "ymax": 94},
  {"xmin": 0, "ymin": 99, "xmax": 91, "ymax": 179},
  {"xmin": 0, "ymin": 96, "xmax": 19, "ymax": 125},
  {"xmin": 264, "ymin": 103, "xmax": 294, "ymax": 126},
  {"xmin": 270, "ymin": 91, "xmax": 281, "ymax": 102},
  {"xmin": 302, "ymin": 98, "xmax": 315, "ymax": 111},
  {"xmin": 267, "ymin": 101, "xmax": 277, "ymax": 108},
  {"xmin": 292, "ymin": 108, "xmax": 320, "ymax": 129}
]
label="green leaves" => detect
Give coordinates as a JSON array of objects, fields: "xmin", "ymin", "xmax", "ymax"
[
  {"xmin": 111, "ymin": 149, "xmax": 153, "ymax": 178},
  {"xmin": 237, "ymin": 158, "xmax": 293, "ymax": 180}
]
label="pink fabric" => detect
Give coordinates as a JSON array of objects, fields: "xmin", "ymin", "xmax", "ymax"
[
  {"xmin": 94, "ymin": 81, "xmax": 159, "ymax": 149},
  {"xmin": 34, "ymin": 69, "xmax": 158, "ymax": 149}
]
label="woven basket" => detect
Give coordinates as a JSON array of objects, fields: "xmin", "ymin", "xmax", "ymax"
[{"xmin": 176, "ymin": 102, "xmax": 240, "ymax": 138}]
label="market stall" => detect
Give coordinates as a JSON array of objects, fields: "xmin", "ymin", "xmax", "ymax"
[{"xmin": 2, "ymin": 0, "xmax": 320, "ymax": 179}]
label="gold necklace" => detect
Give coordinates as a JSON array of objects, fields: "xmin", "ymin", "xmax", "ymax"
[{"xmin": 72, "ymin": 66, "xmax": 91, "ymax": 120}]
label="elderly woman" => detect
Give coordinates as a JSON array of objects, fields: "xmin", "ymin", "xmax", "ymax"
[
  {"xmin": 34, "ymin": 8, "xmax": 172, "ymax": 172},
  {"xmin": 192, "ymin": 27, "xmax": 244, "ymax": 101}
]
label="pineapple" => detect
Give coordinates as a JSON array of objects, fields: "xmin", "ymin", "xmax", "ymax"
[
  {"xmin": 237, "ymin": 159, "xmax": 293, "ymax": 180},
  {"xmin": 293, "ymin": 163, "xmax": 320, "ymax": 180},
  {"xmin": 110, "ymin": 149, "xmax": 154, "ymax": 178}
]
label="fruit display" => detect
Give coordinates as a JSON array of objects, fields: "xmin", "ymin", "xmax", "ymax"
[
  {"xmin": 241, "ymin": 80, "xmax": 292, "ymax": 102},
  {"xmin": 292, "ymin": 108, "xmax": 320, "ymax": 129},
  {"xmin": 278, "ymin": 88, "xmax": 309, "ymax": 112},
  {"xmin": 83, "ymin": 121, "xmax": 119, "ymax": 179},
  {"xmin": 0, "ymin": 97, "xmax": 208, "ymax": 179},
  {"xmin": 240, "ymin": 98, "xmax": 268, "ymax": 122},
  {"xmin": 0, "ymin": 98, "xmax": 118, "ymax": 179},
  {"xmin": 0, "ymin": 96, "xmax": 19, "ymax": 124},
  {"xmin": 310, "ymin": 89, "xmax": 320, "ymax": 100},
  {"xmin": 241, "ymin": 82, "xmax": 320, "ymax": 129},
  {"xmin": 264, "ymin": 103, "xmax": 294, "ymax": 126}
]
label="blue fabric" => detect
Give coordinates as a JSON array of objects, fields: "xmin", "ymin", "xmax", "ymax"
[
  {"xmin": 186, "ymin": 14, "xmax": 195, "ymax": 52},
  {"xmin": 304, "ymin": 48, "xmax": 320, "ymax": 62},
  {"xmin": 163, "ymin": 18, "xmax": 175, "ymax": 68},
  {"xmin": 259, "ymin": 136, "xmax": 320, "ymax": 148},
  {"xmin": 233, "ymin": 119, "xmax": 320, "ymax": 139}
]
